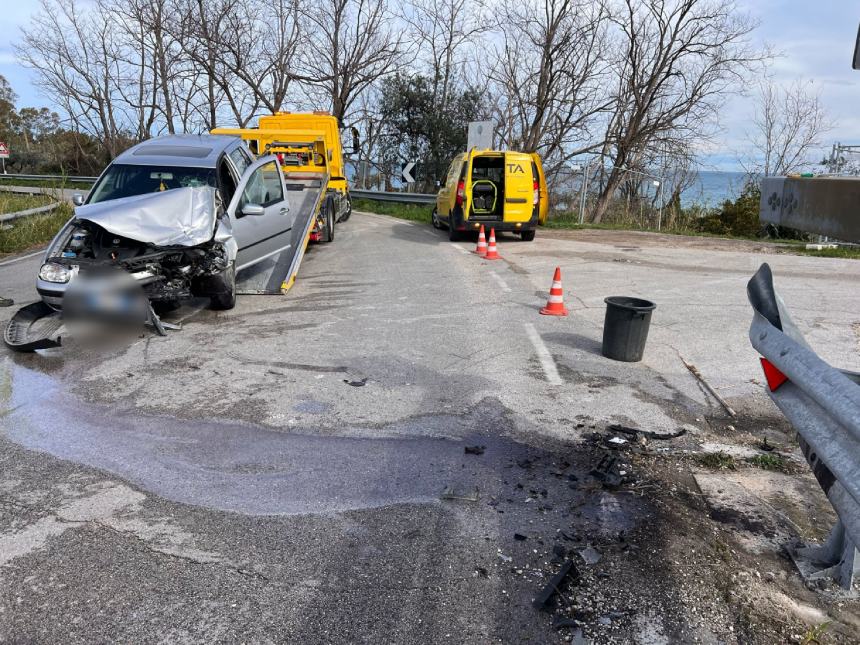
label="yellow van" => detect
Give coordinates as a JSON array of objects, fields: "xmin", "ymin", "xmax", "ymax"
[{"xmin": 433, "ymin": 149, "xmax": 548, "ymax": 241}]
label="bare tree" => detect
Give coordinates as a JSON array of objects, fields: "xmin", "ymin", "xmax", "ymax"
[
  {"xmin": 747, "ymin": 78, "xmax": 832, "ymax": 176},
  {"xmin": 299, "ymin": 0, "xmax": 404, "ymax": 124},
  {"xmin": 590, "ymin": 0, "xmax": 763, "ymax": 223},
  {"xmin": 490, "ymin": 0, "xmax": 613, "ymax": 176},
  {"xmin": 401, "ymin": 0, "xmax": 486, "ymax": 112},
  {"xmin": 17, "ymin": 0, "xmax": 131, "ymax": 157}
]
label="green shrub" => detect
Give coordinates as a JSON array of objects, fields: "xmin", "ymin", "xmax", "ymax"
[{"xmin": 695, "ymin": 181, "xmax": 761, "ymax": 238}]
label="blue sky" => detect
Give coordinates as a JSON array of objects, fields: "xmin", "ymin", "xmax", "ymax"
[{"xmin": 1, "ymin": 0, "xmax": 858, "ymax": 170}]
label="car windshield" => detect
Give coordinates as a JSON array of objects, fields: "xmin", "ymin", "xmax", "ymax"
[{"xmin": 88, "ymin": 164, "xmax": 217, "ymax": 204}]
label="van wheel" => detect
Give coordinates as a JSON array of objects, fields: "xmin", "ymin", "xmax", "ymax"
[
  {"xmin": 520, "ymin": 230, "xmax": 536, "ymax": 241},
  {"xmin": 448, "ymin": 218, "xmax": 460, "ymax": 241},
  {"xmin": 431, "ymin": 209, "xmax": 441, "ymax": 229},
  {"xmin": 210, "ymin": 263, "xmax": 236, "ymax": 310}
]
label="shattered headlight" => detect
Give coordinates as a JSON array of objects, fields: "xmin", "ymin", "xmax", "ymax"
[{"xmin": 39, "ymin": 262, "xmax": 72, "ymax": 283}]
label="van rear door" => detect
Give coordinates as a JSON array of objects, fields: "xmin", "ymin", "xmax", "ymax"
[
  {"xmin": 503, "ymin": 152, "xmax": 534, "ymax": 223},
  {"xmin": 530, "ymin": 153, "xmax": 548, "ymax": 225}
]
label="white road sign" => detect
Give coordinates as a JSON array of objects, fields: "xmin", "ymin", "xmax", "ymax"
[
  {"xmin": 467, "ymin": 121, "xmax": 493, "ymax": 150},
  {"xmin": 401, "ymin": 162, "xmax": 416, "ymax": 184},
  {"xmin": 0, "ymin": 142, "xmax": 9, "ymax": 159}
]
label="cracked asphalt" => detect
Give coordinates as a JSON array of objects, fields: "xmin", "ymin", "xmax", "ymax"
[{"xmin": 1, "ymin": 212, "xmax": 859, "ymax": 643}]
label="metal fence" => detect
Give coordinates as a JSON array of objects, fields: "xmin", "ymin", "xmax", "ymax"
[{"xmin": 747, "ymin": 263, "xmax": 860, "ymax": 591}]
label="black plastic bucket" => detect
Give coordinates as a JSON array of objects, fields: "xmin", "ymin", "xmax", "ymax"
[{"xmin": 601, "ymin": 296, "xmax": 656, "ymax": 362}]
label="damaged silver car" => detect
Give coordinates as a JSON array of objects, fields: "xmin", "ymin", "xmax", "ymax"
[
  {"xmin": 38, "ymin": 134, "xmax": 294, "ymax": 311},
  {"xmin": 6, "ymin": 134, "xmax": 294, "ymax": 351}
]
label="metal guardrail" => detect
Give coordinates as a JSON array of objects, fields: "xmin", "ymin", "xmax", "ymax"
[
  {"xmin": 748, "ymin": 263, "xmax": 860, "ymax": 591},
  {"xmin": 0, "ymin": 173, "xmax": 98, "ymax": 184},
  {"xmin": 0, "ymin": 202, "xmax": 62, "ymax": 225},
  {"xmin": 351, "ymin": 189, "xmax": 435, "ymax": 205},
  {"xmin": 0, "ymin": 175, "xmax": 437, "ymax": 205}
]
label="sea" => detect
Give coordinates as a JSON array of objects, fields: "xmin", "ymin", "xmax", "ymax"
[{"xmin": 680, "ymin": 170, "xmax": 751, "ymax": 208}]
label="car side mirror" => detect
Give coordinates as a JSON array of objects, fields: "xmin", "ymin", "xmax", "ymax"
[
  {"xmin": 241, "ymin": 203, "xmax": 265, "ymax": 216},
  {"xmin": 72, "ymin": 193, "xmax": 85, "ymax": 206}
]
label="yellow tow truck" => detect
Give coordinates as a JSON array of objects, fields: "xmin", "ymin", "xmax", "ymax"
[{"xmin": 212, "ymin": 111, "xmax": 354, "ymax": 244}]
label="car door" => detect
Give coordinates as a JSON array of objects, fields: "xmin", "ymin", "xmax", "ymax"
[{"xmin": 227, "ymin": 156, "xmax": 293, "ymax": 270}]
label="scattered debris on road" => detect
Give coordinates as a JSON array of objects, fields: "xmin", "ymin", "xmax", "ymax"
[
  {"xmin": 578, "ymin": 546, "xmax": 602, "ymax": 566},
  {"xmin": 440, "ymin": 485, "xmax": 479, "ymax": 502},
  {"xmin": 679, "ymin": 355, "xmax": 738, "ymax": 418},
  {"xmin": 0, "ymin": 296, "xmax": 12, "ymax": 307},
  {"xmin": 464, "ymin": 444, "xmax": 486, "ymax": 455},
  {"xmin": 532, "ymin": 560, "xmax": 578, "ymax": 611},
  {"xmin": 342, "ymin": 377, "xmax": 368, "ymax": 387}
]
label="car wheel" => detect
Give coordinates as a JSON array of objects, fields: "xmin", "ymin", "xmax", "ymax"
[
  {"xmin": 521, "ymin": 230, "xmax": 536, "ymax": 241},
  {"xmin": 431, "ymin": 208, "xmax": 440, "ymax": 229},
  {"xmin": 210, "ymin": 262, "xmax": 236, "ymax": 310}
]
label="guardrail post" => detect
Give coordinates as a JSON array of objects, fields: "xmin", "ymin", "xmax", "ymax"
[
  {"xmin": 793, "ymin": 520, "xmax": 859, "ymax": 591},
  {"xmin": 748, "ymin": 262, "xmax": 860, "ymax": 595}
]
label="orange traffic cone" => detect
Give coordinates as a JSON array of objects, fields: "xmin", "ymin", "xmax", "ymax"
[
  {"xmin": 540, "ymin": 267, "xmax": 568, "ymax": 316},
  {"xmin": 474, "ymin": 225, "xmax": 487, "ymax": 256},
  {"xmin": 484, "ymin": 228, "xmax": 501, "ymax": 260}
]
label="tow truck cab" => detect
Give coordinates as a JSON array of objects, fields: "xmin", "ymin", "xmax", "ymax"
[
  {"xmin": 435, "ymin": 149, "xmax": 548, "ymax": 241},
  {"xmin": 212, "ymin": 111, "xmax": 354, "ymax": 243}
]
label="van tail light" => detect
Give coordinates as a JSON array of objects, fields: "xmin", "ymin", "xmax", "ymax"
[
  {"xmin": 276, "ymin": 153, "xmax": 285, "ymax": 165},
  {"xmin": 533, "ymin": 179, "xmax": 540, "ymax": 206},
  {"xmin": 456, "ymin": 180, "xmax": 465, "ymax": 206}
]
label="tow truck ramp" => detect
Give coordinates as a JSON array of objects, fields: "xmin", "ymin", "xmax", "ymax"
[{"xmin": 236, "ymin": 172, "xmax": 328, "ymax": 295}]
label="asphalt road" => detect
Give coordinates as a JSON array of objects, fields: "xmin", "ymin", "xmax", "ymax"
[{"xmin": 1, "ymin": 213, "xmax": 859, "ymax": 643}]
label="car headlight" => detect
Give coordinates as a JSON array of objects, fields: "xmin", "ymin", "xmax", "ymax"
[{"xmin": 39, "ymin": 262, "xmax": 72, "ymax": 283}]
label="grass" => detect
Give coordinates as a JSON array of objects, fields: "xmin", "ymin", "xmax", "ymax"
[
  {"xmin": 0, "ymin": 204, "xmax": 71, "ymax": 255},
  {"xmin": 794, "ymin": 246, "xmax": 860, "ymax": 259},
  {"xmin": 697, "ymin": 451, "xmax": 737, "ymax": 470},
  {"xmin": 801, "ymin": 622, "xmax": 831, "ymax": 645},
  {"xmin": 352, "ymin": 198, "xmax": 433, "ymax": 224},
  {"xmin": 0, "ymin": 192, "xmax": 54, "ymax": 215},
  {"xmin": 746, "ymin": 453, "xmax": 792, "ymax": 473}
]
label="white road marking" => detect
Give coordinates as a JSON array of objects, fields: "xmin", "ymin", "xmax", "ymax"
[
  {"xmin": 0, "ymin": 249, "xmax": 44, "ymax": 268},
  {"xmin": 523, "ymin": 322, "xmax": 562, "ymax": 385},
  {"xmin": 489, "ymin": 271, "xmax": 512, "ymax": 293},
  {"xmin": 454, "ymin": 244, "xmax": 471, "ymax": 255}
]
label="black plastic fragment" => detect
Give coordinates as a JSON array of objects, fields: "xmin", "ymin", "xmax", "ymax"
[
  {"xmin": 465, "ymin": 445, "xmax": 486, "ymax": 455},
  {"xmin": 3, "ymin": 301, "xmax": 63, "ymax": 352},
  {"xmin": 532, "ymin": 560, "xmax": 578, "ymax": 611}
]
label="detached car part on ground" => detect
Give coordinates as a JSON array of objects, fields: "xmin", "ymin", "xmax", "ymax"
[{"xmin": 4, "ymin": 135, "xmax": 304, "ymax": 352}]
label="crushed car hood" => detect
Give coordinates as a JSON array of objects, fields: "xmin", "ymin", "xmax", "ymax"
[{"xmin": 74, "ymin": 186, "xmax": 221, "ymax": 247}]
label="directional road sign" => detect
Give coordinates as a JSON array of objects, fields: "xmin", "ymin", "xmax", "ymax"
[{"xmin": 401, "ymin": 162, "xmax": 416, "ymax": 184}]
